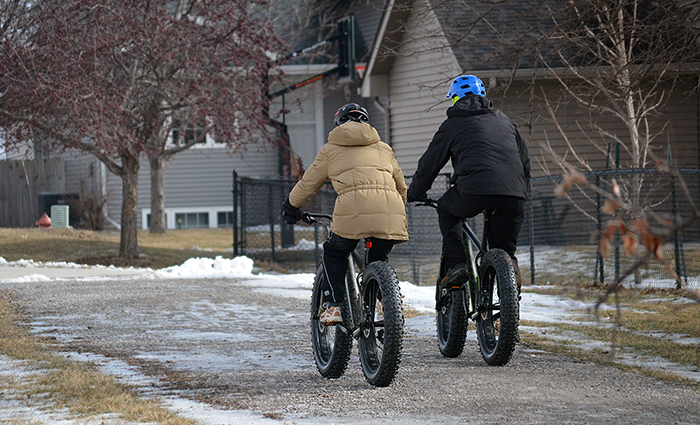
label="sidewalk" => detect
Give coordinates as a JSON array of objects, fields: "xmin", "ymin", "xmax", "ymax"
[{"xmin": 0, "ymin": 260, "xmax": 148, "ymax": 282}]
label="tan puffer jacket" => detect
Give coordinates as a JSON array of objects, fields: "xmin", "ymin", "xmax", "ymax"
[{"xmin": 289, "ymin": 121, "xmax": 408, "ymax": 241}]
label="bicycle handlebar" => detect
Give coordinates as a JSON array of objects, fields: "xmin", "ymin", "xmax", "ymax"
[
  {"xmin": 414, "ymin": 198, "xmax": 439, "ymax": 209},
  {"xmin": 300, "ymin": 211, "xmax": 333, "ymax": 225}
]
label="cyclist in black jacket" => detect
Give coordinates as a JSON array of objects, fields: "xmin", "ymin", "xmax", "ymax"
[{"xmin": 407, "ymin": 75, "xmax": 530, "ymax": 289}]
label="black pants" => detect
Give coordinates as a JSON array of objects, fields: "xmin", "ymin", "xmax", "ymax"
[
  {"xmin": 438, "ymin": 188, "xmax": 524, "ymax": 270},
  {"xmin": 321, "ymin": 233, "xmax": 395, "ymax": 304}
]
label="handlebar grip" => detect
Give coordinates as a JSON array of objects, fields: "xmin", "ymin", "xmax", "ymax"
[{"xmin": 300, "ymin": 211, "xmax": 314, "ymax": 225}]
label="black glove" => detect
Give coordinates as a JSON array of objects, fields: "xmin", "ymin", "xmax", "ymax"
[
  {"xmin": 281, "ymin": 199, "xmax": 303, "ymax": 224},
  {"xmin": 406, "ymin": 191, "xmax": 428, "ymax": 203}
]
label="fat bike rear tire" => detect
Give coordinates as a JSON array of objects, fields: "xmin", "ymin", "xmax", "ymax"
[
  {"xmin": 436, "ymin": 287, "xmax": 468, "ymax": 358},
  {"xmin": 475, "ymin": 249, "xmax": 519, "ymax": 366},
  {"xmin": 357, "ymin": 261, "xmax": 404, "ymax": 387},
  {"xmin": 310, "ymin": 265, "xmax": 353, "ymax": 378}
]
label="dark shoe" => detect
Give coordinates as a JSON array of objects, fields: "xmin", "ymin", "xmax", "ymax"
[{"xmin": 440, "ymin": 263, "xmax": 469, "ymax": 289}]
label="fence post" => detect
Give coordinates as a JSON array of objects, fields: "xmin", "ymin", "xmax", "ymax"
[
  {"xmin": 614, "ymin": 144, "xmax": 620, "ymax": 283},
  {"xmin": 232, "ymin": 170, "xmax": 239, "ymax": 256},
  {"xmin": 280, "ymin": 181, "xmax": 295, "ymax": 248},
  {"xmin": 408, "ymin": 204, "xmax": 419, "ymax": 285},
  {"xmin": 268, "ymin": 184, "xmax": 276, "ymax": 262},
  {"xmin": 314, "ymin": 196, "xmax": 321, "ymax": 268},
  {"xmin": 671, "ymin": 174, "xmax": 687, "ymax": 288},
  {"xmin": 594, "ymin": 172, "xmax": 604, "ymax": 283},
  {"xmin": 528, "ymin": 181, "xmax": 535, "ymax": 286}
]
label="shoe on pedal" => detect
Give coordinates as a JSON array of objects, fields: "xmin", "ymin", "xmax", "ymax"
[
  {"xmin": 320, "ymin": 303, "xmax": 342, "ymax": 325},
  {"xmin": 440, "ymin": 263, "xmax": 468, "ymax": 289}
]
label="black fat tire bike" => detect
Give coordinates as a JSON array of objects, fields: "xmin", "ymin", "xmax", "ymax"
[
  {"xmin": 419, "ymin": 200, "xmax": 519, "ymax": 366},
  {"xmin": 302, "ymin": 212, "xmax": 404, "ymax": 387}
]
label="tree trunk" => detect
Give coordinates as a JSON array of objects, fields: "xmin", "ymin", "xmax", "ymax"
[
  {"xmin": 119, "ymin": 153, "xmax": 140, "ymax": 259},
  {"xmin": 148, "ymin": 155, "xmax": 174, "ymax": 234}
]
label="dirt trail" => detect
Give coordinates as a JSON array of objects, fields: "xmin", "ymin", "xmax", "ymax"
[{"xmin": 3, "ymin": 276, "xmax": 700, "ymax": 424}]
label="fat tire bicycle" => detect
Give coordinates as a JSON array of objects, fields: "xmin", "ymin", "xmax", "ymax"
[
  {"xmin": 417, "ymin": 199, "xmax": 519, "ymax": 366},
  {"xmin": 301, "ymin": 212, "xmax": 404, "ymax": 387}
]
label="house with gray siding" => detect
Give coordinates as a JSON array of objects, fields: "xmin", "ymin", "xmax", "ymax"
[
  {"xmin": 360, "ymin": 0, "xmax": 700, "ymax": 176},
  {"xmin": 70, "ymin": 0, "xmax": 389, "ymax": 231}
]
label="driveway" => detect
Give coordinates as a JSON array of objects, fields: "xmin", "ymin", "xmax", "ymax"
[{"xmin": 2, "ymin": 275, "xmax": 700, "ymax": 424}]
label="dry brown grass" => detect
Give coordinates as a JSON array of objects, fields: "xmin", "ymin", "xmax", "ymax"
[
  {"xmin": 0, "ymin": 227, "xmax": 234, "ymax": 269},
  {"xmin": 0, "ymin": 296, "xmax": 197, "ymax": 424}
]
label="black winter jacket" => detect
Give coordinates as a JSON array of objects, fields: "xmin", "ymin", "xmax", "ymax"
[{"xmin": 407, "ymin": 95, "xmax": 530, "ymax": 200}]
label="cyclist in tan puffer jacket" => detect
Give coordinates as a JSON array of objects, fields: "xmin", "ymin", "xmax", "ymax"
[{"xmin": 282, "ymin": 103, "xmax": 408, "ymax": 325}]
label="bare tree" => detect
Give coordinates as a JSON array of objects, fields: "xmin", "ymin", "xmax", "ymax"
[
  {"xmin": 538, "ymin": 0, "xmax": 699, "ymax": 167},
  {"xmin": 0, "ymin": 0, "xmax": 284, "ymax": 255},
  {"xmin": 530, "ymin": 0, "xmax": 699, "ymax": 283}
]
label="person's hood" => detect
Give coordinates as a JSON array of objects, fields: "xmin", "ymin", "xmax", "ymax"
[
  {"xmin": 447, "ymin": 94, "xmax": 493, "ymax": 118},
  {"xmin": 328, "ymin": 121, "xmax": 380, "ymax": 147}
]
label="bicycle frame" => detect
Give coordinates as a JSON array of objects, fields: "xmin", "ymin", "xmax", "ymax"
[
  {"xmin": 417, "ymin": 200, "xmax": 487, "ymax": 319},
  {"xmin": 303, "ymin": 212, "xmax": 367, "ymax": 338},
  {"xmin": 415, "ymin": 200, "xmax": 520, "ymax": 365}
]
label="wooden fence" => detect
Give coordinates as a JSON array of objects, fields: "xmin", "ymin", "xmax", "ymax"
[{"xmin": 0, "ymin": 159, "xmax": 67, "ymax": 228}]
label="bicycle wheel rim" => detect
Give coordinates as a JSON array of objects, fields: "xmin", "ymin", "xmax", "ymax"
[
  {"xmin": 310, "ymin": 266, "xmax": 352, "ymax": 378},
  {"xmin": 476, "ymin": 265, "xmax": 499, "ymax": 355},
  {"xmin": 357, "ymin": 261, "xmax": 403, "ymax": 387},
  {"xmin": 358, "ymin": 274, "xmax": 382, "ymax": 377},
  {"xmin": 475, "ymin": 249, "xmax": 519, "ymax": 366},
  {"xmin": 436, "ymin": 288, "xmax": 467, "ymax": 357}
]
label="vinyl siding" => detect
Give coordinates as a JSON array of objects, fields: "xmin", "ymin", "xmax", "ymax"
[
  {"xmin": 104, "ymin": 143, "xmax": 279, "ymax": 229},
  {"xmin": 384, "ymin": 4, "xmax": 699, "ymax": 178},
  {"xmin": 495, "ymin": 79, "xmax": 700, "ymax": 175},
  {"xmin": 387, "ymin": 0, "xmax": 460, "ymax": 176}
]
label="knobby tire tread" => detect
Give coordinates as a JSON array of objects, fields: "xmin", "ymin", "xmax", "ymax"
[
  {"xmin": 476, "ymin": 249, "xmax": 519, "ymax": 366},
  {"xmin": 436, "ymin": 289, "xmax": 468, "ymax": 358},
  {"xmin": 358, "ymin": 261, "xmax": 403, "ymax": 387},
  {"xmin": 310, "ymin": 265, "xmax": 353, "ymax": 378}
]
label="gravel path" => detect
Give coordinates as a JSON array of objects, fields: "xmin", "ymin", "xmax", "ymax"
[{"xmin": 2, "ymin": 276, "xmax": 700, "ymax": 424}]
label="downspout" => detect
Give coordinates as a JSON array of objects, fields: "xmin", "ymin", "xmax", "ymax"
[
  {"xmin": 360, "ymin": 0, "xmax": 395, "ymax": 97},
  {"xmin": 374, "ymin": 97, "xmax": 391, "ymax": 147}
]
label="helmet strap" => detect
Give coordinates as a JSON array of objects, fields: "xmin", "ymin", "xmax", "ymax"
[{"xmin": 451, "ymin": 95, "xmax": 460, "ymax": 105}]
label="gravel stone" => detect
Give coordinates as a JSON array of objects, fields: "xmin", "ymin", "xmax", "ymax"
[{"xmin": 3, "ymin": 277, "xmax": 700, "ymax": 424}]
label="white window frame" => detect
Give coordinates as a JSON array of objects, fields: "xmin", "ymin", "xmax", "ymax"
[{"xmin": 141, "ymin": 206, "xmax": 233, "ymax": 230}]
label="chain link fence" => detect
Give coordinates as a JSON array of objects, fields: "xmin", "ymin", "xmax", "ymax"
[{"xmin": 233, "ymin": 169, "xmax": 699, "ymax": 289}]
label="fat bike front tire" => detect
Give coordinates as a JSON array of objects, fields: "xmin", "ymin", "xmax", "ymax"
[
  {"xmin": 475, "ymin": 248, "xmax": 519, "ymax": 366},
  {"xmin": 357, "ymin": 261, "xmax": 404, "ymax": 387},
  {"xmin": 310, "ymin": 265, "xmax": 353, "ymax": 378}
]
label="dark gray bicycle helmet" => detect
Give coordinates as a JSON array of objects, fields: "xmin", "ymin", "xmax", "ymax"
[{"xmin": 334, "ymin": 103, "xmax": 369, "ymax": 126}]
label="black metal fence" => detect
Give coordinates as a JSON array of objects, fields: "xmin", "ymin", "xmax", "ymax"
[{"xmin": 232, "ymin": 169, "xmax": 700, "ymax": 289}]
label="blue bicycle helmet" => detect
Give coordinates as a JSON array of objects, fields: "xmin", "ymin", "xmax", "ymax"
[{"xmin": 446, "ymin": 75, "xmax": 486, "ymax": 104}]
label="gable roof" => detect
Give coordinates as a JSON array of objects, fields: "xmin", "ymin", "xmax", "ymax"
[
  {"xmin": 435, "ymin": 1, "xmax": 550, "ymax": 72},
  {"xmin": 360, "ymin": 0, "xmax": 555, "ymax": 93}
]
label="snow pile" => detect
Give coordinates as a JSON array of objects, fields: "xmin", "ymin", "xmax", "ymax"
[
  {"xmin": 280, "ymin": 238, "xmax": 317, "ymax": 251},
  {"xmin": 154, "ymin": 255, "xmax": 255, "ymax": 278}
]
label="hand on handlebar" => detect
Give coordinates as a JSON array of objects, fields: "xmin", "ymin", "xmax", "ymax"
[
  {"xmin": 406, "ymin": 191, "xmax": 428, "ymax": 203},
  {"xmin": 281, "ymin": 200, "xmax": 304, "ymax": 224},
  {"xmin": 414, "ymin": 198, "xmax": 438, "ymax": 208},
  {"xmin": 300, "ymin": 211, "xmax": 315, "ymax": 225}
]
